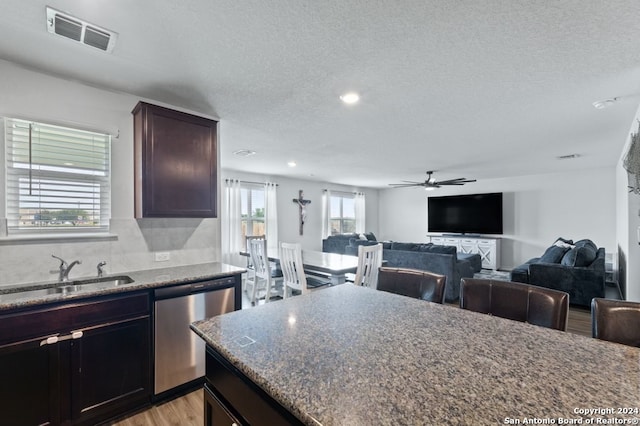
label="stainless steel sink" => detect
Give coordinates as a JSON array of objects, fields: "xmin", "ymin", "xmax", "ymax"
[{"xmin": 0, "ymin": 275, "xmax": 135, "ymax": 302}]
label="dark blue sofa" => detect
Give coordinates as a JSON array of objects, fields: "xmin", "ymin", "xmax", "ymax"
[
  {"xmin": 340, "ymin": 240, "xmax": 477, "ymax": 303},
  {"xmin": 511, "ymin": 238, "xmax": 605, "ymax": 308}
]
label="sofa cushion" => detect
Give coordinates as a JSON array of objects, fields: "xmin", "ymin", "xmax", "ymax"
[
  {"xmin": 539, "ymin": 245, "xmax": 569, "ymax": 263},
  {"xmin": 390, "ymin": 242, "xmax": 419, "ymax": 251},
  {"xmin": 561, "ymin": 246, "xmax": 597, "ymax": 267},
  {"xmin": 419, "ymin": 244, "xmax": 457, "ymax": 255}
]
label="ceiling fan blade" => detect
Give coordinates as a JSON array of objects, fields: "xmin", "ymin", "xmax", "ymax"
[
  {"xmin": 388, "ymin": 183, "xmax": 423, "ymax": 187},
  {"xmin": 435, "ymin": 178, "xmax": 471, "ymax": 185}
]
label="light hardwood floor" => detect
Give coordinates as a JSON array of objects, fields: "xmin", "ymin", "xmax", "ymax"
[
  {"xmin": 108, "ymin": 390, "xmax": 203, "ymax": 426},
  {"xmin": 108, "ymin": 305, "xmax": 593, "ymax": 426}
]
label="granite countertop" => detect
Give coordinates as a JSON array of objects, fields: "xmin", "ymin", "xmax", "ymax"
[
  {"xmin": 191, "ymin": 284, "xmax": 640, "ymax": 426},
  {"xmin": 0, "ymin": 262, "xmax": 246, "ymax": 311}
]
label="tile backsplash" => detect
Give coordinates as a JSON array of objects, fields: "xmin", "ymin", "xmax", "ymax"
[{"xmin": 0, "ymin": 218, "xmax": 220, "ymax": 286}]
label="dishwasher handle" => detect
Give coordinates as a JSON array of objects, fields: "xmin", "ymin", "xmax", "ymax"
[{"xmin": 154, "ymin": 277, "xmax": 235, "ymax": 300}]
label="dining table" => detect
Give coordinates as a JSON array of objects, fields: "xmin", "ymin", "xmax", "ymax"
[{"xmin": 241, "ymin": 249, "xmax": 359, "ymax": 285}]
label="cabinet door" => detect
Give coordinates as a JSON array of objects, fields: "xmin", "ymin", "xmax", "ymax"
[
  {"xmin": 0, "ymin": 336, "xmax": 64, "ymax": 426},
  {"xmin": 133, "ymin": 102, "xmax": 218, "ymax": 218},
  {"xmin": 70, "ymin": 317, "xmax": 151, "ymax": 425}
]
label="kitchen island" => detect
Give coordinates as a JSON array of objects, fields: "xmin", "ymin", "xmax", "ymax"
[{"xmin": 191, "ymin": 284, "xmax": 640, "ymax": 425}]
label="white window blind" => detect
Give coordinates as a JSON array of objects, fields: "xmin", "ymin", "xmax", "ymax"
[{"xmin": 4, "ymin": 117, "xmax": 111, "ymax": 234}]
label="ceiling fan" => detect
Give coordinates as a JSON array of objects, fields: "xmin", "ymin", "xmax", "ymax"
[{"xmin": 389, "ymin": 171, "xmax": 476, "ymax": 190}]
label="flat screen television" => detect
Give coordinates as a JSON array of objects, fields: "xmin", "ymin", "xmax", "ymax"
[{"xmin": 427, "ymin": 192, "xmax": 503, "ymax": 235}]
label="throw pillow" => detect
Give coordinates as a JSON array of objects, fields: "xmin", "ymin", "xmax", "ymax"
[
  {"xmin": 553, "ymin": 237, "xmax": 574, "ymax": 249},
  {"xmin": 364, "ymin": 232, "xmax": 377, "ymax": 241},
  {"xmin": 574, "ymin": 239, "xmax": 598, "ymax": 253},
  {"xmin": 349, "ymin": 238, "xmax": 377, "ymax": 247},
  {"xmin": 358, "ymin": 233, "xmax": 368, "ymax": 240},
  {"xmin": 561, "ymin": 246, "xmax": 597, "ymax": 267},
  {"xmin": 539, "ymin": 245, "xmax": 570, "ymax": 264}
]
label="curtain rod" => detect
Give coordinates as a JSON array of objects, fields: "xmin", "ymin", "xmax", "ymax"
[
  {"xmin": 323, "ymin": 189, "xmax": 364, "ymax": 195},
  {"xmin": 225, "ymin": 179, "xmax": 278, "ymax": 186}
]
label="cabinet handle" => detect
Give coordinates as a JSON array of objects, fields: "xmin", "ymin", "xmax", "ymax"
[
  {"xmin": 39, "ymin": 331, "xmax": 83, "ymax": 346},
  {"xmin": 40, "ymin": 335, "xmax": 60, "ymax": 346}
]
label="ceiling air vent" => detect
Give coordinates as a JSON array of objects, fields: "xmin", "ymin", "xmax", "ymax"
[{"xmin": 46, "ymin": 7, "xmax": 117, "ymax": 53}]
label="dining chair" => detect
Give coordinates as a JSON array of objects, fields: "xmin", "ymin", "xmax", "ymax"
[
  {"xmin": 353, "ymin": 243, "xmax": 383, "ymax": 289},
  {"xmin": 244, "ymin": 235, "xmax": 261, "ymax": 292},
  {"xmin": 279, "ymin": 242, "xmax": 309, "ymax": 299},
  {"xmin": 459, "ymin": 278, "xmax": 569, "ymax": 331},
  {"xmin": 591, "ymin": 298, "xmax": 640, "ymax": 347},
  {"xmin": 247, "ymin": 236, "xmax": 275, "ymax": 305},
  {"xmin": 377, "ymin": 267, "xmax": 446, "ymax": 304}
]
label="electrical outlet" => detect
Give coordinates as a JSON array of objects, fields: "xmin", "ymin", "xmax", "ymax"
[{"xmin": 154, "ymin": 252, "xmax": 170, "ymax": 262}]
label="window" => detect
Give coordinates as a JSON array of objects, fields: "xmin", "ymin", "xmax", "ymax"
[
  {"xmin": 330, "ymin": 194, "xmax": 355, "ymax": 235},
  {"xmin": 240, "ymin": 184, "xmax": 265, "ymax": 248},
  {"xmin": 4, "ymin": 118, "xmax": 111, "ymax": 234}
]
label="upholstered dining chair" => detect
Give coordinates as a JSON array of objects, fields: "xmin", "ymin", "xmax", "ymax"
[
  {"xmin": 246, "ymin": 236, "xmax": 275, "ymax": 305},
  {"xmin": 353, "ymin": 243, "xmax": 383, "ymax": 289},
  {"xmin": 591, "ymin": 298, "xmax": 640, "ymax": 347},
  {"xmin": 377, "ymin": 267, "xmax": 447, "ymax": 304},
  {"xmin": 279, "ymin": 242, "xmax": 309, "ymax": 299},
  {"xmin": 460, "ymin": 278, "xmax": 569, "ymax": 331}
]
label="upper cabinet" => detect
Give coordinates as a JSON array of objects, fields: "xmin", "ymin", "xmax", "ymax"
[{"xmin": 132, "ymin": 101, "xmax": 218, "ymax": 218}]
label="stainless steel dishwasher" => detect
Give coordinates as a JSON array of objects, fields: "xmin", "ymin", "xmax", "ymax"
[{"xmin": 154, "ymin": 277, "xmax": 236, "ymax": 396}]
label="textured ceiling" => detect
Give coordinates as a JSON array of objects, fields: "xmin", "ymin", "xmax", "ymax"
[{"xmin": 1, "ymin": 1, "xmax": 640, "ymax": 188}]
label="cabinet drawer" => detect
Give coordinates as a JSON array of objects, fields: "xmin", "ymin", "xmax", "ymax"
[
  {"xmin": 205, "ymin": 384, "xmax": 243, "ymax": 426},
  {"xmin": 206, "ymin": 347, "xmax": 303, "ymax": 425},
  {"xmin": 0, "ymin": 292, "xmax": 150, "ymax": 345}
]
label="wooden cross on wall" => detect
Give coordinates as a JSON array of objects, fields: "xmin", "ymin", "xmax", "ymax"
[{"xmin": 292, "ymin": 190, "xmax": 311, "ymax": 235}]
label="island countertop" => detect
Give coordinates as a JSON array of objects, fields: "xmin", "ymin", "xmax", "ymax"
[
  {"xmin": 191, "ymin": 284, "xmax": 640, "ymax": 425},
  {"xmin": 0, "ymin": 262, "xmax": 246, "ymax": 311}
]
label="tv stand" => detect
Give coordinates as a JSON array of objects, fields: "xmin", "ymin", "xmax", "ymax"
[{"xmin": 429, "ymin": 235, "xmax": 501, "ymax": 270}]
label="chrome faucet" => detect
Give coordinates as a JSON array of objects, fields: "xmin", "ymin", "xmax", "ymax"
[
  {"xmin": 51, "ymin": 255, "xmax": 82, "ymax": 282},
  {"xmin": 97, "ymin": 261, "xmax": 107, "ymax": 277}
]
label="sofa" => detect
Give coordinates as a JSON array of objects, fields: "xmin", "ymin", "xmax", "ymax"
[
  {"xmin": 510, "ymin": 238, "xmax": 605, "ymax": 308},
  {"xmin": 339, "ymin": 240, "xmax": 479, "ymax": 303}
]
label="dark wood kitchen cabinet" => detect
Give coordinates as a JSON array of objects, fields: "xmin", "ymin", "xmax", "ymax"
[
  {"xmin": 0, "ymin": 292, "xmax": 151, "ymax": 426},
  {"xmin": 132, "ymin": 101, "xmax": 218, "ymax": 218}
]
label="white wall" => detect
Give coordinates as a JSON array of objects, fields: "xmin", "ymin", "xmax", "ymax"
[
  {"xmin": 0, "ymin": 60, "xmax": 220, "ymax": 286},
  {"xmin": 379, "ymin": 168, "xmax": 616, "ymax": 271},
  {"xmin": 616, "ymin": 103, "xmax": 640, "ymax": 301},
  {"xmin": 220, "ymin": 170, "xmax": 379, "ymax": 255}
]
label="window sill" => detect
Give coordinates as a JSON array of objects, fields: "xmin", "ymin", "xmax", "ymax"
[{"xmin": 0, "ymin": 232, "xmax": 119, "ymax": 245}]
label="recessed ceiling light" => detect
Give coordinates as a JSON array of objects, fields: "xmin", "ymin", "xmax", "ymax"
[
  {"xmin": 287, "ymin": 161, "xmax": 297, "ymax": 167},
  {"xmin": 592, "ymin": 97, "xmax": 619, "ymax": 109},
  {"xmin": 233, "ymin": 149, "xmax": 256, "ymax": 156},
  {"xmin": 340, "ymin": 92, "xmax": 360, "ymax": 104}
]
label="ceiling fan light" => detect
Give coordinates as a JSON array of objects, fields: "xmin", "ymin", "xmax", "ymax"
[{"xmin": 424, "ymin": 186, "xmax": 435, "ymax": 191}]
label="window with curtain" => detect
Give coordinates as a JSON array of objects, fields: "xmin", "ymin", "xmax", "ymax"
[
  {"xmin": 4, "ymin": 117, "xmax": 111, "ymax": 234},
  {"xmin": 240, "ymin": 183, "xmax": 265, "ymax": 249},
  {"xmin": 329, "ymin": 194, "xmax": 356, "ymax": 235}
]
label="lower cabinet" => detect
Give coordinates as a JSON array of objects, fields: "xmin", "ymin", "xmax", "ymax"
[
  {"xmin": 0, "ymin": 292, "xmax": 151, "ymax": 426},
  {"xmin": 430, "ymin": 235, "xmax": 502, "ymax": 270}
]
